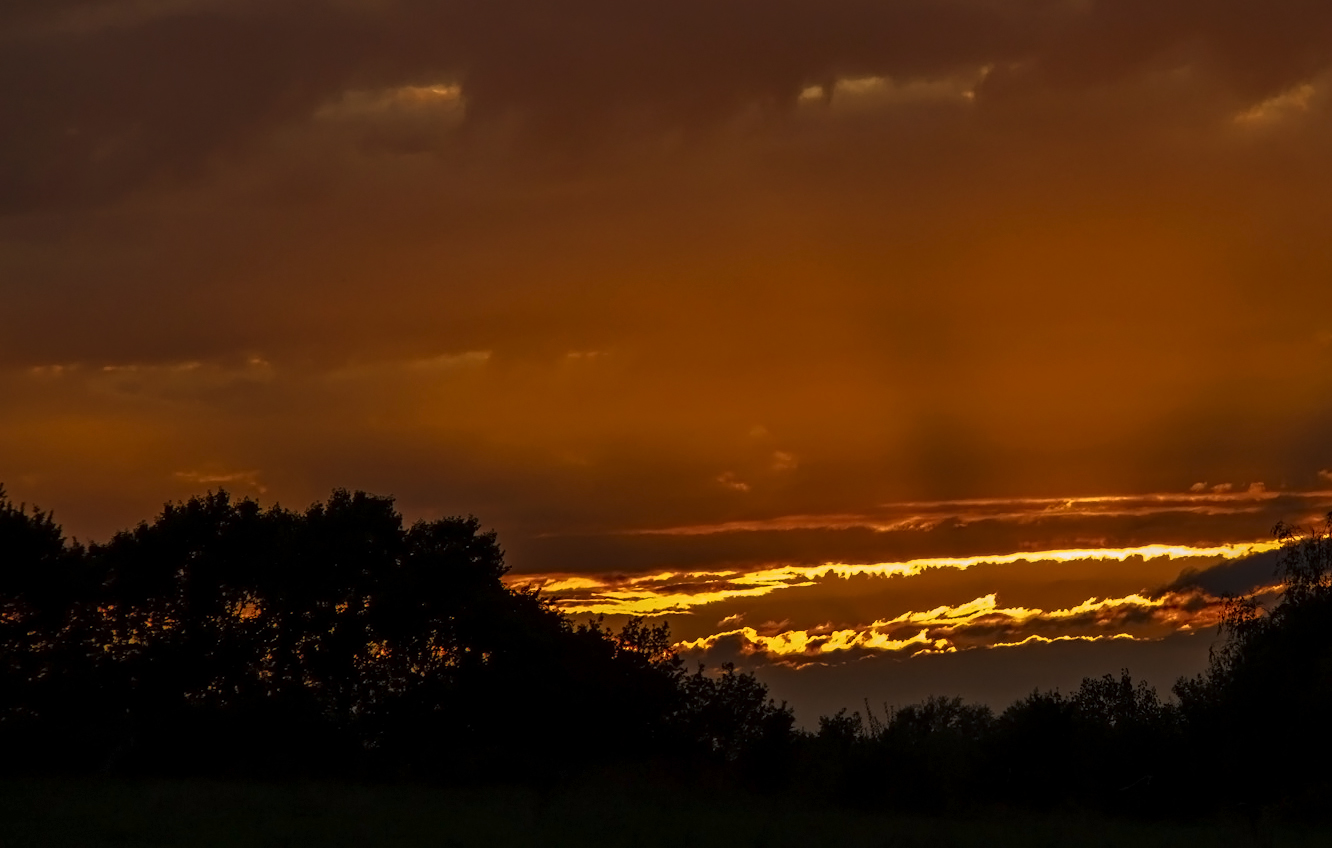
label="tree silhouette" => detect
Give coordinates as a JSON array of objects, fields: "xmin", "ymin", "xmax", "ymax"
[
  {"xmin": 0, "ymin": 487, "xmax": 98, "ymax": 771},
  {"xmin": 674, "ymin": 662, "xmax": 795, "ymax": 772},
  {"xmin": 0, "ymin": 488, "xmax": 708, "ymax": 779},
  {"xmin": 1175, "ymin": 513, "xmax": 1332, "ymax": 814}
]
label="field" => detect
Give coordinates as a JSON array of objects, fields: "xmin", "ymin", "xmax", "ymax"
[{"xmin": 2, "ymin": 777, "xmax": 1326, "ymax": 848}]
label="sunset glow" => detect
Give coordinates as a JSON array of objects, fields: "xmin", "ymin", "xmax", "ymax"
[{"xmin": 6, "ymin": 0, "xmax": 1332, "ymax": 720}]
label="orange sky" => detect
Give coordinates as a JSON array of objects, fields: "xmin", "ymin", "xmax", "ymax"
[{"xmin": 4, "ymin": 0, "xmax": 1332, "ymax": 719}]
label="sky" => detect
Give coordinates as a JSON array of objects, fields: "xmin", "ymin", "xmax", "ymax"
[{"xmin": 5, "ymin": 0, "xmax": 1332, "ymax": 721}]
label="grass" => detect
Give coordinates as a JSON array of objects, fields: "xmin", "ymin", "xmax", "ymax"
[{"xmin": 1, "ymin": 776, "xmax": 1325, "ymax": 848}]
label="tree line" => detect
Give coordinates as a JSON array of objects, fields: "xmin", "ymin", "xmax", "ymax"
[
  {"xmin": 2, "ymin": 486, "xmax": 1329, "ymax": 818},
  {"xmin": 0, "ymin": 487, "xmax": 791, "ymax": 780}
]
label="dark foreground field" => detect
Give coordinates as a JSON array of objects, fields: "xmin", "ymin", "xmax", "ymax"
[{"xmin": 2, "ymin": 778, "xmax": 1327, "ymax": 848}]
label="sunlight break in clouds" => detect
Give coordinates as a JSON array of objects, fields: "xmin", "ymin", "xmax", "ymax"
[
  {"xmin": 521, "ymin": 541, "xmax": 1281, "ymax": 617},
  {"xmin": 674, "ymin": 586, "xmax": 1260, "ymax": 667}
]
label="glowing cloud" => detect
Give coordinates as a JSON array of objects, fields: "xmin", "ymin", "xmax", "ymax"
[
  {"xmin": 519, "ymin": 541, "xmax": 1280, "ymax": 617},
  {"xmin": 674, "ymin": 586, "xmax": 1255, "ymax": 666}
]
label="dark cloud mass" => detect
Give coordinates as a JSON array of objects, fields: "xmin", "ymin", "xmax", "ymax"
[
  {"xmin": 3, "ymin": 0, "xmax": 1031, "ymax": 207},
  {"xmin": 4, "ymin": 0, "xmax": 1332, "ymax": 708},
  {"xmin": 4, "ymin": 0, "xmax": 1331, "ymax": 211}
]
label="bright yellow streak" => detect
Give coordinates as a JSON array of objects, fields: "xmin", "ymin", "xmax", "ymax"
[
  {"xmin": 516, "ymin": 540, "xmax": 1279, "ymax": 617},
  {"xmin": 673, "ymin": 587, "xmax": 1227, "ymax": 662},
  {"xmin": 677, "ymin": 625, "xmax": 937, "ymax": 657},
  {"xmin": 990, "ymin": 633, "xmax": 1139, "ymax": 649},
  {"xmin": 564, "ymin": 584, "xmax": 787, "ymax": 616},
  {"xmin": 767, "ymin": 542, "xmax": 1279, "ymax": 582},
  {"xmin": 535, "ymin": 576, "xmax": 609, "ymax": 593}
]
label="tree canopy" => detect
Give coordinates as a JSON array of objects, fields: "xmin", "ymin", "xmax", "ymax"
[{"xmin": 0, "ymin": 488, "xmax": 790, "ymax": 779}]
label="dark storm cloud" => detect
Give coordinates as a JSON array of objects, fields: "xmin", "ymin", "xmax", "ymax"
[
  {"xmin": 5, "ymin": 0, "xmax": 1332, "ymax": 212},
  {"xmin": 997, "ymin": 0, "xmax": 1332, "ymax": 99},
  {"xmin": 0, "ymin": 0, "xmax": 1034, "ymax": 211},
  {"xmin": 2, "ymin": 1, "xmax": 361, "ymax": 211}
]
